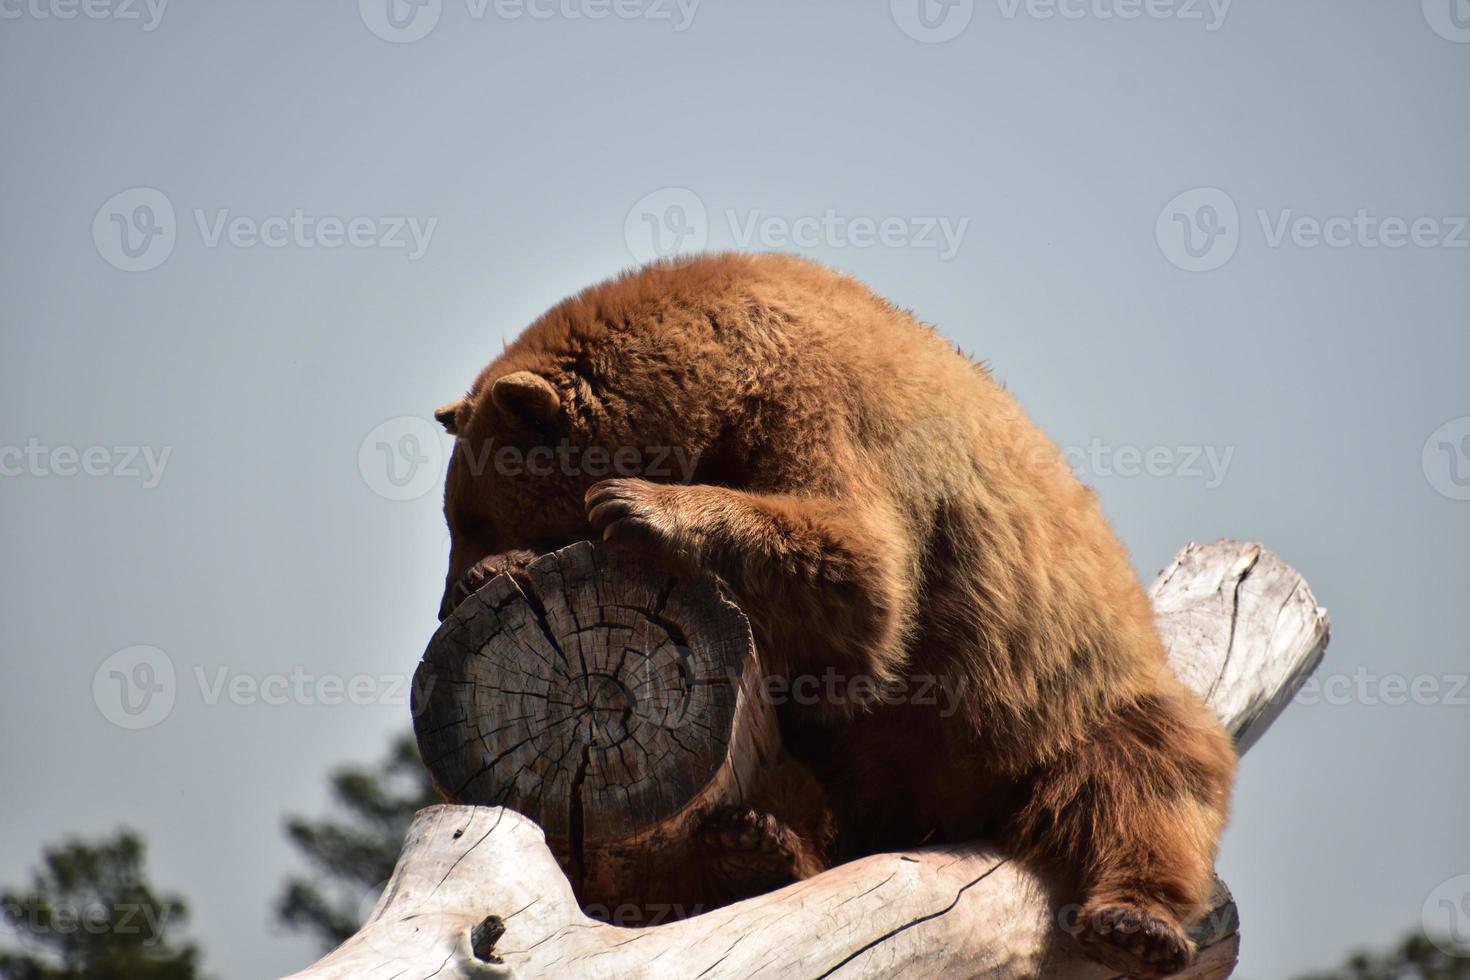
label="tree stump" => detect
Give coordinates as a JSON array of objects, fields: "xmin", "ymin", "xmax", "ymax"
[{"xmin": 412, "ymin": 541, "xmax": 779, "ymax": 918}]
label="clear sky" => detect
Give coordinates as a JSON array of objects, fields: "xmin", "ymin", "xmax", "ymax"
[{"xmin": 2, "ymin": 1, "xmax": 1467, "ymax": 977}]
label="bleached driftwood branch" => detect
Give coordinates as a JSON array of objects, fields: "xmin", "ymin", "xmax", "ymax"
[{"xmin": 288, "ymin": 540, "xmax": 1328, "ymax": 980}]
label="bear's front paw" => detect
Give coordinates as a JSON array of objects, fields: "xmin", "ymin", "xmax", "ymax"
[
  {"xmin": 439, "ymin": 550, "xmax": 538, "ymax": 620},
  {"xmin": 1073, "ymin": 901, "xmax": 1195, "ymax": 979},
  {"xmin": 585, "ymin": 479, "xmax": 701, "ymax": 570}
]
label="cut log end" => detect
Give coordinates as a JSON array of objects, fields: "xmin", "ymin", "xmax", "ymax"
[{"xmin": 412, "ymin": 541, "xmax": 778, "ymax": 886}]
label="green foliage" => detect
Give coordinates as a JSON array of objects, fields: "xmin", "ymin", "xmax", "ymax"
[
  {"xmin": 1297, "ymin": 931, "xmax": 1470, "ymax": 980},
  {"xmin": 275, "ymin": 733, "xmax": 439, "ymax": 950},
  {"xmin": 0, "ymin": 831, "xmax": 206, "ymax": 980}
]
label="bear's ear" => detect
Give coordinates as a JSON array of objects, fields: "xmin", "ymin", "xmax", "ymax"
[
  {"xmin": 434, "ymin": 399, "xmax": 466, "ymax": 435},
  {"xmin": 491, "ymin": 371, "xmax": 561, "ymax": 428}
]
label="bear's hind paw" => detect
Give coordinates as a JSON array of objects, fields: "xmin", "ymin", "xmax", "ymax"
[
  {"xmin": 697, "ymin": 806, "xmax": 815, "ymax": 898},
  {"xmin": 1073, "ymin": 902, "xmax": 1195, "ymax": 979}
]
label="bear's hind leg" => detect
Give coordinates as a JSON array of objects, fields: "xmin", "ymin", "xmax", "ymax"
[{"xmin": 1001, "ymin": 686, "xmax": 1235, "ymax": 979}]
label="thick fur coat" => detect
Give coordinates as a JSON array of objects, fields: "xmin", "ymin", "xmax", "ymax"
[{"xmin": 434, "ymin": 252, "xmax": 1236, "ymax": 978}]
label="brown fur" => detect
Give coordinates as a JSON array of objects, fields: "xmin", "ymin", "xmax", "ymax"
[{"xmin": 435, "ymin": 253, "xmax": 1236, "ymax": 977}]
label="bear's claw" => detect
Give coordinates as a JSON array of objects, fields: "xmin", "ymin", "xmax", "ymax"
[
  {"xmin": 439, "ymin": 550, "xmax": 538, "ymax": 620},
  {"xmin": 585, "ymin": 479, "xmax": 698, "ymax": 566},
  {"xmin": 698, "ymin": 806, "xmax": 788, "ymax": 853}
]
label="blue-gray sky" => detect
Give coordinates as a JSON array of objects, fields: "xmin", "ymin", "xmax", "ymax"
[{"xmin": 2, "ymin": 1, "xmax": 1467, "ymax": 976}]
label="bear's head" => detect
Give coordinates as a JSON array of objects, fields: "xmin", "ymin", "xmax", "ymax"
[
  {"xmin": 432, "ymin": 257, "xmax": 776, "ymax": 619},
  {"xmin": 433, "ymin": 362, "xmax": 597, "ymax": 618},
  {"xmin": 434, "ymin": 344, "xmax": 732, "ymax": 616}
]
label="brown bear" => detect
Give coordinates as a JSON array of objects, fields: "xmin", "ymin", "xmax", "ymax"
[{"xmin": 433, "ymin": 252, "xmax": 1236, "ymax": 978}]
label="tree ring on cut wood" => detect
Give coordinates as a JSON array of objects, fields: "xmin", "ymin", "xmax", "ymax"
[{"xmin": 412, "ymin": 541, "xmax": 774, "ymax": 873}]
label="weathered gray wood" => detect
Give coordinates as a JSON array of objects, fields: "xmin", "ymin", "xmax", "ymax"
[
  {"xmin": 282, "ymin": 811, "xmax": 1236, "ymax": 980},
  {"xmin": 290, "ymin": 539, "xmax": 1328, "ymax": 980},
  {"xmin": 1154, "ymin": 542, "xmax": 1330, "ymax": 752}
]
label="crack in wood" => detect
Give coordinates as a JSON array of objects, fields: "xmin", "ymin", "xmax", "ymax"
[
  {"xmin": 812, "ymin": 861, "xmax": 1009, "ymax": 979},
  {"xmin": 568, "ymin": 742, "xmax": 591, "ymax": 896}
]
